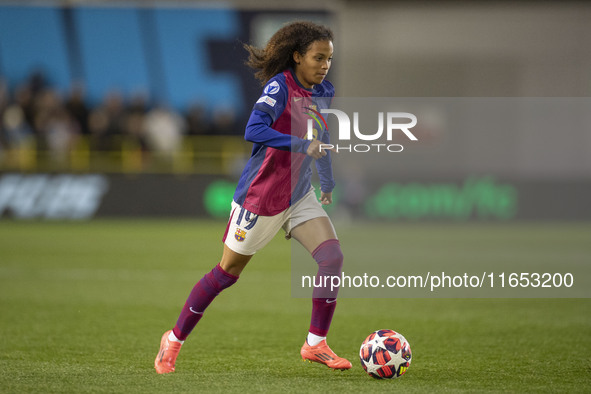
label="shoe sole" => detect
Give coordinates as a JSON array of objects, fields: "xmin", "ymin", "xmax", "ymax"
[{"xmin": 301, "ymin": 356, "xmax": 351, "ymax": 371}]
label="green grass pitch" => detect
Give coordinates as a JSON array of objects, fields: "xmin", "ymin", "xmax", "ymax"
[{"xmin": 0, "ymin": 220, "xmax": 589, "ymax": 393}]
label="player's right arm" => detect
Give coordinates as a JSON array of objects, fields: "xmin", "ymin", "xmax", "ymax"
[
  {"xmin": 244, "ymin": 76, "xmax": 311, "ymax": 153},
  {"xmin": 244, "ymin": 110, "xmax": 311, "ymax": 153},
  {"xmin": 306, "ymin": 139, "xmax": 331, "ymax": 159}
]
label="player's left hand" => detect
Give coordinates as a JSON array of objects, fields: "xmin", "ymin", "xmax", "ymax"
[{"xmin": 320, "ymin": 192, "xmax": 332, "ymax": 205}]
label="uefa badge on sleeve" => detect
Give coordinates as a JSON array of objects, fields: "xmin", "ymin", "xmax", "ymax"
[{"xmin": 234, "ymin": 228, "xmax": 246, "ymax": 242}]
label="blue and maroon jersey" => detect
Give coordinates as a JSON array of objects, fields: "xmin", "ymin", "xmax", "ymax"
[{"xmin": 233, "ymin": 69, "xmax": 335, "ymax": 216}]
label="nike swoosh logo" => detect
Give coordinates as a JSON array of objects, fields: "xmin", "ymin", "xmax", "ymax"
[
  {"xmin": 294, "ymin": 97, "xmax": 303, "ymax": 102},
  {"xmin": 189, "ymin": 307, "xmax": 203, "ymax": 315},
  {"xmin": 325, "ymin": 299, "xmax": 337, "ymax": 304}
]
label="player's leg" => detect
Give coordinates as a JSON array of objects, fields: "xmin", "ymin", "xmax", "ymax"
[
  {"xmin": 288, "ymin": 193, "xmax": 351, "ymax": 370},
  {"xmin": 155, "ymin": 203, "xmax": 282, "ymax": 374},
  {"xmin": 155, "ymin": 248, "xmax": 248, "ymax": 374},
  {"xmin": 290, "ymin": 216, "xmax": 337, "ymax": 254},
  {"xmin": 172, "ymin": 246, "xmax": 250, "ymax": 343},
  {"xmin": 219, "ymin": 244, "xmax": 252, "ymax": 276}
]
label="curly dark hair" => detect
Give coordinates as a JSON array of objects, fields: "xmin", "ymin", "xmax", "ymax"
[{"xmin": 244, "ymin": 21, "xmax": 333, "ymax": 86}]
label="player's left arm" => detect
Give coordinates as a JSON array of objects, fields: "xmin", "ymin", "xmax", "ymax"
[
  {"xmin": 315, "ymin": 128, "xmax": 335, "ymax": 204},
  {"xmin": 315, "ymin": 85, "xmax": 336, "ymax": 204}
]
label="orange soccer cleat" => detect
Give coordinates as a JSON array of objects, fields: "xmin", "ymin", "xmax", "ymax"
[
  {"xmin": 154, "ymin": 330, "xmax": 183, "ymax": 374},
  {"xmin": 300, "ymin": 339, "xmax": 352, "ymax": 370}
]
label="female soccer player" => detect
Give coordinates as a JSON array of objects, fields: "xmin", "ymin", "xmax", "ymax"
[{"xmin": 155, "ymin": 21, "xmax": 351, "ymax": 373}]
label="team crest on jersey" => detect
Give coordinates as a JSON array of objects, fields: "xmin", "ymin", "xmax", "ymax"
[
  {"xmin": 235, "ymin": 228, "xmax": 246, "ymax": 242},
  {"xmin": 264, "ymin": 81, "xmax": 280, "ymax": 95}
]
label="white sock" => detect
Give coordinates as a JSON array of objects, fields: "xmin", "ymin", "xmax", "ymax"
[
  {"xmin": 307, "ymin": 332, "xmax": 326, "ymax": 347},
  {"xmin": 168, "ymin": 331, "xmax": 184, "ymax": 344}
]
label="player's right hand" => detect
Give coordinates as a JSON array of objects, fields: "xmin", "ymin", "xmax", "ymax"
[{"xmin": 306, "ymin": 139, "xmax": 335, "ymax": 159}]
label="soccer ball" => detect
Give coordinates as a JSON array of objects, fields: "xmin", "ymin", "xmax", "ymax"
[{"xmin": 359, "ymin": 329, "xmax": 412, "ymax": 379}]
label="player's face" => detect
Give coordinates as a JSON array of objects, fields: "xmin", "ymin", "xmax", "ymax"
[{"xmin": 293, "ymin": 40, "xmax": 333, "ymax": 89}]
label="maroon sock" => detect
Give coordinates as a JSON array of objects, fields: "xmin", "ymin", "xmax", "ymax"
[
  {"xmin": 173, "ymin": 263, "xmax": 238, "ymax": 341},
  {"xmin": 309, "ymin": 239, "xmax": 343, "ymax": 337}
]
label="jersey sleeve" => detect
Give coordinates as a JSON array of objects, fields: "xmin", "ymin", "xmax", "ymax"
[
  {"xmin": 315, "ymin": 129, "xmax": 336, "ymax": 193},
  {"xmin": 244, "ymin": 110, "xmax": 311, "ymax": 153},
  {"xmin": 313, "ymin": 80, "xmax": 336, "ymax": 193},
  {"xmin": 252, "ymin": 77, "xmax": 287, "ymax": 123}
]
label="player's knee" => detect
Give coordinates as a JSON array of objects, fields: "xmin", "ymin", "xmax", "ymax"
[
  {"xmin": 210, "ymin": 263, "xmax": 239, "ymax": 291},
  {"xmin": 313, "ymin": 239, "xmax": 343, "ymax": 276}
]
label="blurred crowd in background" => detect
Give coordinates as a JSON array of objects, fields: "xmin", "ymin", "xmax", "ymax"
[{"xmin": 0, "ymin": 71, "xmax": 242, "ymax": 162}]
